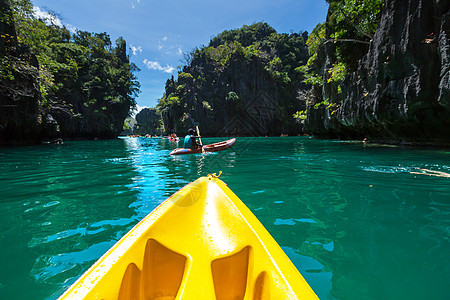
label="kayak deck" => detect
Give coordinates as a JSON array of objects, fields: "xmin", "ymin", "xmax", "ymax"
[
  {"xmin": 203, "ymin": 138, "xmax": 236, "ymax": 152},
  {"xmin": 170, "ymin": 138, "xmax": 236, "ymax": 155},
  {"xmin": 58, "ymin": 175, "xmax": 317, "ymax": 299}
]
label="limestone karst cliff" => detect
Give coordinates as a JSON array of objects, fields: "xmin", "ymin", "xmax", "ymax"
[{"xmin": 305, "ymin": 0, "xmax": 450, "ymax": 145}]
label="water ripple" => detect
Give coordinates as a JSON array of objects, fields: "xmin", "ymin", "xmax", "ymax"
[{"xmin": 1, "ymin": 137, "xmax": 449, "ymax": 300}]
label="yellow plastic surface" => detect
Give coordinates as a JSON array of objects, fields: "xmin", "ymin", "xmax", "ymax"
[{"xmin": 58, "ymin": 176, "xmax": 318, "ymax": 299}]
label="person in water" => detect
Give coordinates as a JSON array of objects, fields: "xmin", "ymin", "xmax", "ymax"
[{"xmin": 184, "ymin": 128, "xmax": 202, "ymax": 149}]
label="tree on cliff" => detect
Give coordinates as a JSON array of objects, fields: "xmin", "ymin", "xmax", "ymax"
[
  {"xmin": 0, "ymin": 0, "xmax": 60, "ymax": 144},
  {"xmin": 303, "ymin": 0, "xmax": 450, "ymax": 144},
  {"xmin": 297, "ymin": 0, "xmax": 384, "ymax": 129},
  {"xmin": 325, "ymin": 0, "xmax": 383, "ymax": 69},
  {"xmin": 134, "ymin": 108, "xmax": 161, "ymax": 135},
  {"xmin": 1, "ymin": 0, "xmax": 140, "ymax": 143},
  {"xmin": 157, "ymin": 22, "xmax": 309, "ymax": 136},
  {"xmin": 304, "ymin": 0, "xmax": 384, "ymax": 81}
]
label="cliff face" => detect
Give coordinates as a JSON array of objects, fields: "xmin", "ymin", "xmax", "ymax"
[
  {"xmin": 306, "ymin": 0, "xmax": 450, "ymax": 144},
  {"xmin": 1, "ymin": 2, "xmax": 137, "ymax": 145},
  {"xmin": 158, "ymin": 24, "xmax": 309, "ymax": 137},
  {"xmin": 177, "ymin": 54, "xmax": 305, "ymax": 137},
  {"xmin": 134, "ymin": 108, "xmax": 160, "ymax": 135},
  {"xmin": 43, "ymin": 35, "xmax": 136, "ymax": 140},
  {"xmin": 0, "ymin": 0, "xmax": 57, "ymax": 145},
  {"xmin": 49, "ymin": 97, "xmax": 129, "ymax": 140}
]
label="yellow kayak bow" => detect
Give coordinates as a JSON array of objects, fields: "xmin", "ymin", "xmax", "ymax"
[{"xmin": 58, "ymin": 175, "xmax": 318, "ymax": 299}]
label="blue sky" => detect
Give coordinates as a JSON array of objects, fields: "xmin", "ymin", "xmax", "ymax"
[{"xmin": 32, "ymin": 0, "xmax": 329, "ymax": 111}]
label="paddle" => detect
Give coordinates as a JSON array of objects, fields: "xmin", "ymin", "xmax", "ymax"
[{"xmin": 196, "ymin": 125, "xmax": 205, "ymax": 154}]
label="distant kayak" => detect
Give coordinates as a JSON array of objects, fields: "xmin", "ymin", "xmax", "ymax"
[
  {"xmin": 57, "ymin": 175, "xmax": 318, "ymax": 299},
  {"xmin": 170, "ymin": 138, "xmax": 236, "ymax": 155}
]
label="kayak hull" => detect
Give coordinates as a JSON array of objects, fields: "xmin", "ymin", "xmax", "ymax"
[
  {"xmin": 58, "ymin": 175, "xmax": 318, "ymax": 300},
  {"xmin": 170, "ymin": 138, "xmax": 236, "ymax": 155}
]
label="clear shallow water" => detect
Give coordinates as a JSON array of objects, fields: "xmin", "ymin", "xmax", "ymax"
[{"xmin": 0, "ymin": 137, "xmax": 449, "ymax": 299}]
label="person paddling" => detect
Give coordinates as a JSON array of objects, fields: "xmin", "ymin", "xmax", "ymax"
[{"xmin": 184, "ymin": 128, "xmax": 203, "ymax": 149}]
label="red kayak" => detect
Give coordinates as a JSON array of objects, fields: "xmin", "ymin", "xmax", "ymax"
[{"xmin": 170, "ymin": 138, "xmax": 236, "ymax": 155}]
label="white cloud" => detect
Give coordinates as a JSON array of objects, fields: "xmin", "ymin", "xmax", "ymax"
[
  {"xmin": 33, "ymin": 6, "xmax": 63, "ymax": 27},
  {"xmin": 131, "ymin": 0, "xmax": 141, "ymax": 9},
  {"xmin": 66, "ymin": 24, "xmax": 77, "ymax": 34},
  {"xmin": 143, "ymin": 59, "xmax": 175, "ymax": 73},
  {"xmin": 130, "ymin": 44, "xmax": 142, "ymax": 55},
  {"xmin": 158, "ymin": 37, "xmax": 167, "ymax": 50},
  {"xmin": 163, "ymin": 45, "xmax": 183, "ymax": 56},
  {"xmin": 156, "ymin": 36, "xmax": 182, "ymax": 56},
  {"xmin": 131, "ymin": 104, "xmax": 148, "ymax": 116},
  {"xmin": 33, "ymin": 6, "xmax": 77, "ymax": 33}
]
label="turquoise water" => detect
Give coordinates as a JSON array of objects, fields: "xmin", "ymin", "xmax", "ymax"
[{"xmin": 0, "ymin": 137, "xmax": 449, "ymax": 299}]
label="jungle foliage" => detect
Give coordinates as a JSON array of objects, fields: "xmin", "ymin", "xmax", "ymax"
[
  {"xmin": 297, "ymin": 0, "xmax": 383, "ymax": 117},
  {"xmin": 157, "ymin": 22, "xmax": 309, "ymax": 135},
  {"xmin": 1, "ymin": 0, "xmax": 140, "ymax": 138},
  {"xmin": 305, "ymin": 0, "xmax": 383, "ymax": 80},
  {"xmin": 134, "ymin": 107, "xmax": 161, "ymax": 135},
  {"xmin": 326, "ymin": 0, "xmax": 383, "ymax": 69}
]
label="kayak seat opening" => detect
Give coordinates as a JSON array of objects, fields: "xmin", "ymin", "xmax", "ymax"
[
  {"xmin": 139, "ymin": 239, "xmax": 187, "ymax": 300},
  {"xmin": 253, "ymin": 271, "xmax": 270, "ymax": 300},
  {"xmin": 118, "ymin": 263, "xmax": 141, "ymax": 300},
  {"xmin": 211, "ymin": 246, "xmax": 250, "ymax": 300}
]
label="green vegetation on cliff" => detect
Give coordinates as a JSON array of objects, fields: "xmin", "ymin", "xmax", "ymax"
[
  {"xmin": 326, "ymin": 0, "xmax": 383, "ymax": 67},
  {"xmin": 297, "ymin": 0, "xmax": 383, "ymax": 132},
  {"xmin": 302, "ymin": 0, "xmax": 383, "ymax": 89},
  {"xmin": 1, "ymin": 0, "xmax": 140, "ymax": 143},
  {"xmin": 303, "ymin": 0, "xmax": 450, "ymax": 144},
  {"xmin": 157, "ymin": 22, "xmax": 309, "ymax": 136},
  {"xmin": 134, "ymin": 107, "xmax": 161, "ymax": 135}
]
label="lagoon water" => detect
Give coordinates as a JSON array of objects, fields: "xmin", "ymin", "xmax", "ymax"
[{"xmin": 0, "ymin": 137, "xmax": 449, "ymax": 299}]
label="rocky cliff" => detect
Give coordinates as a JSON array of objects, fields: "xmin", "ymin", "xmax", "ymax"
[
  {"xmin": 306, "ymin": 0, "xmax": 450, "ymax": 145},
  {"xmin": 134, "ymin": 108, "xmax": 160, "ymax": 135},
  {"xmin": 1, "ymin": 1, "xmax": 138, "ymax": 145},
  {"xmin": 158, "ymin": 23, "xmax": 309, "ymax": 137},
  {"xmin": 0, "ymin": 0, "xmax": 58, "ymax": 145}
]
